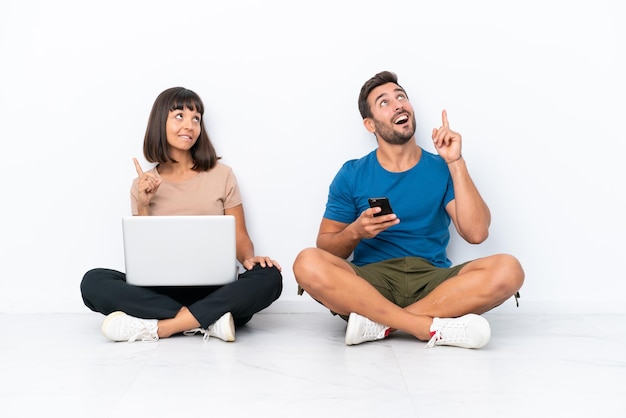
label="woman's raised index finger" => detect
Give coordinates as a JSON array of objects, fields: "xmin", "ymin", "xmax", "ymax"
[
  {"xmin": 442, "ymin": 109, "xmax": 449, "ymax": 128},
  {"xmin": 133, "ymin": 158, "xmax": 144, "ymax": 177}
]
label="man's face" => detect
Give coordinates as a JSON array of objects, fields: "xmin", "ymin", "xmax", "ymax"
[{"xmin": 366, "ymin": 82, "xmax": 416, "ymax": 145}]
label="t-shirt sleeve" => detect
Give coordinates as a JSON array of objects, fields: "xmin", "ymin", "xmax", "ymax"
[
  {"xmin": 323, "ymin": 162, "xmax": 358, "ymax": 224},
  {"xmin": 443, "ymin": 172, "xmax": 455, "ymax": 207},
  {"xmin": 223, "ymin": 167, "xmax": 243, "ymax": 209}
]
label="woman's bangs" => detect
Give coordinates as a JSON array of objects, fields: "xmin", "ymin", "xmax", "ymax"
[{"xmin": 169, "ymin": 90, "xmax": 204, "ymax": 114}]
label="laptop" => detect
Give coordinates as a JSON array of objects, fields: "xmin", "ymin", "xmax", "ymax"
[{"xmin": 122, "ymin": 215, "xmax": 239, "ymax": 286}]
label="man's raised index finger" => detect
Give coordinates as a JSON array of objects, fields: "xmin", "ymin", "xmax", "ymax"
[
  {"xmin": 133, "ymin": 158, "xmax": 144, "ymax": 177},
  {"xmin": 442, "ymin": 109, "xmax": 450, "ymax": 128}
]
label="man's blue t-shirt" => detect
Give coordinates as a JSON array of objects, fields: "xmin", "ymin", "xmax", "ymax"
[{"xmin": 324, "ymin": 148, "xmax": 455, "ymax": 267}]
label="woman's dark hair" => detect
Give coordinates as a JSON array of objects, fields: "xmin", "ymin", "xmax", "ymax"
[
  {"xmin": 357, "ymin": 71, "xmax": 404, "ymax": 120},
  {"xmin": 143, "ymin": 87, "xmax": 220, "ymax": 171}
]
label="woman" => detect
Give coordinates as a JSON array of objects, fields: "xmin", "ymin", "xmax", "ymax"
[{"xmin": 81, "ymin": 87, "xmax": 283, "ymax": 343}]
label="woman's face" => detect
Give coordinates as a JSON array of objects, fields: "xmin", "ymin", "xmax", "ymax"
[{"xmin": 165, "ymin": 107, "xmax": 202, "ymax": 151}]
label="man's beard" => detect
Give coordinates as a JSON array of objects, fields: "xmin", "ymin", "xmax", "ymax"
[{"xmin": 373, "ymin": 115, "xmax": 416, "ymax": 145}]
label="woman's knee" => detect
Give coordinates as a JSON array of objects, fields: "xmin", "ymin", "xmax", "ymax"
[
  {"xmin": 80, "ymin": 268, "xmax": 125, "ymax": 299},
  {"xmin": 80, "ymin": 268, "xmax": 102, "ymax": 295},
  {"xmin": 266, "ymin": 265, "xmax": 284, "ymax": 292},
  {"xmin": 246, "ymin": 264, "xmax": 283, "ymax": 295},
  {"xmin": 253, "ymin": 264, "xmax": 282, "ymax": 280}
]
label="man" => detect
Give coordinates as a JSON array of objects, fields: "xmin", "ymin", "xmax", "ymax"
[{"xmin": 293, "ymin": 71, "xmax": 524, "ymax": 349}]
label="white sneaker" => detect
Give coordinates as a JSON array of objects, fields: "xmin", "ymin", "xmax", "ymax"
[
  {"xmin": 208, "ymin": 312, "xmax": 235, "ymax": 342},
  {"xmin": 425, "ymin": 314, "xmax": 490, "ymax": 349},
  {"xmin": 184, "ymin": 312, "xmax": 235, "ymax": 342},
  {"xmin": 345, "ymin": 312, "xmax": 390, "ymax": 345},
  {"xmin": 101, "ymin": 311, "xmax": 158, "ymax": 342}
]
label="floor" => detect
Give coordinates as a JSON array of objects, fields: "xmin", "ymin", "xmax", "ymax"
[{"xmin": 1, "ymin": 308, "xmax": 624, "ymax": 418}]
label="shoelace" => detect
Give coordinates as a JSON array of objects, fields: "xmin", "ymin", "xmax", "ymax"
[
  {"xmin": 425, "ymin": 330, "xmax": 441, "ymax": 349},
  {"xmin": 183, "ymin": 328, "xmax": 211, "ymax": 342},
  {"xmin": 424, "ymin": 321, "xmax": 468, "ymax": 349},
  {"xmin": 127, "ymin": 325, "xmax": 158, "ymax": 343}
]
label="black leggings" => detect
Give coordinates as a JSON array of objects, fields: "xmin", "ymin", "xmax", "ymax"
[{"xmin": 80, "ymin": 264, "xmax": 282, "ymax": 328}]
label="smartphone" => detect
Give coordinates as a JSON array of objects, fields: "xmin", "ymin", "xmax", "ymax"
[{"xmin": 368, "ymin": 197, "xmax": 394, "ymax": 217}]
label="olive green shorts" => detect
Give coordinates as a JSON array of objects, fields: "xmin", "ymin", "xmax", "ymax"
[
  {"xmin": 314, "ymin": 257, "xmax": 466, "ymax": 320},
  {"xmin": 297, "ymin": 256, "xmax": 470, "ymax": 318},
  {"xmin": 349, "ymin": 256, "xmax": 468, "ymax": 307}
]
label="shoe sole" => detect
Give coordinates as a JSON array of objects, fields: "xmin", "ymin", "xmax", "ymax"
[
  {"xmin": 457, "ymin": 314, "xmax": 490, "ymax": 349},
  {"xmin": 470, "ymin": 316, "xmax": 491, "ymax": 348},
  {"xmin": 216, "ymin": 312, "xmax": 235, "ymax": 342},
  {"xmin": 344, "ymin": 312, "xmax": 359, "ymax": 345},
  {"xmin": 101, "ymin": 311, "xmax": 126, "ymax": 341},
  {"xmin": 223, "ymin": 312, "xmax": 235, "ymax": 342}
]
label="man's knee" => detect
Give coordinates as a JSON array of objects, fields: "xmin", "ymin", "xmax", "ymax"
[
  {"xmin": 293, "ymin": 247, "xmax": 322, "ymax": 281},
  {"xmin": 492, "ymin": 254, "xmax": 525, "ymax": 296},
  {"xmin": 294, "ymin": 247, "xmax": 345, "ymax": 295},
  {"xmin": 501, "ymin": 254, "xmax": 524, "ymax": 286}
]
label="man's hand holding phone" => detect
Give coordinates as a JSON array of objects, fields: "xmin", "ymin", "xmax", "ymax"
[
  {"xmin": 354, "ymin": 197, "xmax": 399, "ymax": 239},
  {"xmin": 368, "ymin": 197, "xmax": 394, "ymax": 217}
]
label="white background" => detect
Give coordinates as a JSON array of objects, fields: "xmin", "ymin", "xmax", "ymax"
[{"xmin": 1, "ymin": 0, "xmax": 624, "ymax": 314}]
